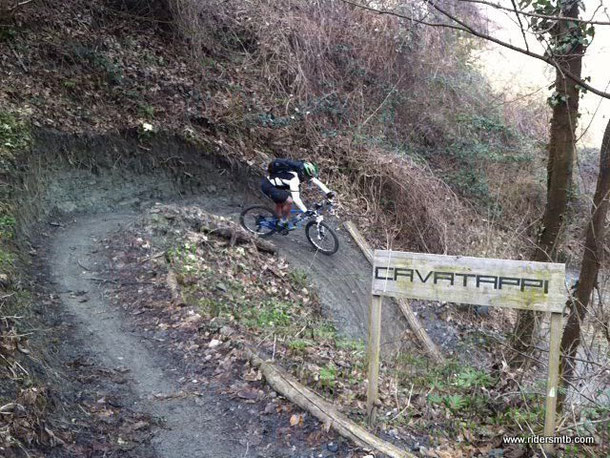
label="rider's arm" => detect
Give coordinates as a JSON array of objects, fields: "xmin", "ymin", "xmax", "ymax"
[
  {"xmin": 310, "ymin": 177, "xmax": 332, "ymax": 195},
  {"xmin": 288, "ymin": 175, "xmax": 308, "ymax": 212}
]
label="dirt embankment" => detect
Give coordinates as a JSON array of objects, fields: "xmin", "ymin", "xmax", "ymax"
[
  {"xmin": 21, "ymin": 129, "xmax": 411, "ymax": 346},
  {"xmin": 7, "ymin": 130, "xmax": 416, "ymax": 456}
]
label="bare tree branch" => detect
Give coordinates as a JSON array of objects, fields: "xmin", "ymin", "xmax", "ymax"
[
  {"xmin": 338, "ymin": 0, "xmax": 610, "ymax": 99},
  {"xmin": 9, "ymin": 0, "xmax": 36, "ymax": 12},
  {"xmin": 509, "ymin": 0, "xmax": 530, "ymax": 52},
  {"xmin": 339, "ymin": 0, "xmax": 468, "ymax": 31},
  {"xmin": 458, "ymin": 0, "xmax": 610, "ymax": 26}
]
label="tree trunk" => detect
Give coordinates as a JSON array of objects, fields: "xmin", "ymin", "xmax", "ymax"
[
  {"xmin": 559, "ymin": 119, "xmax": 610, "ymax": 408},
  {"xmin": 510, "ymin": 0, "xmax": 583, "ymax": 367}
]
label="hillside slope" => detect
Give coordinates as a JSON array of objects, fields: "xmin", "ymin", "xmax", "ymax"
[{"xmin": 0, "ymin": 0, "xmax": 571, "ymax": 456}]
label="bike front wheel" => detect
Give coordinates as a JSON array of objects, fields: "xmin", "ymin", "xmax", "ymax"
[
  {"xmin": 304, "ymin": 221, "xmax": 339, "ymax": 255},
  {"xmin": 240, "ymin": 205, "xmax": 278, "ymax": 237}
]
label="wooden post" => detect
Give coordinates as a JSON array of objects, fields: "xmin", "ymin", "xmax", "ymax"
[
  {"xmin": 367, "ymin": 294, "xmax": 382, "ymax": 425},
  {"xmin": 344, "ymin": 221, "xmax": 374, "ymax": 264},
  {"xmin": 364, "ymin": 245, "xmax": 566, "ymax": 443},
  {"xmin": 543, "ymin": 311, "xmax": 563, "ymax": 455},
  {"xmin": 396, "ymin": 299, "xmax": 445, "ymax": 363},
  {"xmin": 345, "ymin": 221, "xmax": 444, "ymax": 362}
]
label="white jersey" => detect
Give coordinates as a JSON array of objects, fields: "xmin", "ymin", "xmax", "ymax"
[{"xmin": 267, "ymin": 172, "xmax": 331, "ymax": 212}]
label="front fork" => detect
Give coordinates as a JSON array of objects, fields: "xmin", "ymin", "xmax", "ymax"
[{"xmin": 314, "ymin": 215, "xmax": 325, "ymax": 239}]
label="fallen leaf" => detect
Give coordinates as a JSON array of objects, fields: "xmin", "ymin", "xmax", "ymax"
[
  {"xmin": 237, "ymin": 387, "xmax": 260, "ymax": 401},
  {"xmin": 289, "ymin": 414, "xmax": 303, "ymax": 427},
  {"xmin": 243, "ymin": 369, "xmax": 262, "ymax": 381}
]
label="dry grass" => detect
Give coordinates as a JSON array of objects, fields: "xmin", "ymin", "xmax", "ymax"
[{"xmin": 166, "ymin": 0, "xmax": 550, "ymax": 255}]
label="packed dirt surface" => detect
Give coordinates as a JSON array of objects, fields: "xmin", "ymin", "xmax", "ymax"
[
  {"xmin": 32, "ymin": 159, "xmax": 411, "ymax": 456},
  {"xmin": 24, "ymin": 138, "xmax": 467, "ymax": 456},
  {"xmin": 50, "ymin": 213, "xmax": 253, "ymax": 457},
  {"xmin": 45, "ymin": 209, "xmax": 361, "ymax": 457},
  {"xmin": 187, "ymin": 194, "xmax": 412, "ymax": 348}
]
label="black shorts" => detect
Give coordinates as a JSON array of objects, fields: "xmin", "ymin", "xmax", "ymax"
[{"xmin": 261, "ymin": 178, "xmax": 290, "ymax": 204}]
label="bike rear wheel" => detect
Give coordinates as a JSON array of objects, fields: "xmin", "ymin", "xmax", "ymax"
[
  {"xmin": 304, "ymin": 221, "xmax": 339, "ymax": 255},
  {"xmin": 240, "ymin": 205, "xmax": 278, "ymax": 237}
]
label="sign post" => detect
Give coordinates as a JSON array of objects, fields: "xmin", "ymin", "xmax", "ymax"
[
  {"xmin": 368, "ymin": 250, "xmax": 566, "ymax": 453},
  {"xmin": 366, "ymin": 295, "xmax": 383, "ymax": 425}
]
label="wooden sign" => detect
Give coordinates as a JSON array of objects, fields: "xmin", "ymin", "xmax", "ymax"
[
  {"xmin": 372, "ymin": 250, "xmax": 566, "ymax": 313},
  {"xmin": 366, "ymin": 248, "xmax": 567, "ymax": 454}
]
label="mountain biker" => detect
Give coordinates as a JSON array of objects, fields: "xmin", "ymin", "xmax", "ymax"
[{"xmin": 261, "ymin": 158, "xmax": 335, "ymax": 230}]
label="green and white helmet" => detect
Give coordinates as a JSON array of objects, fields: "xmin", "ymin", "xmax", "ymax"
[{"xmin": 303, "ymin": 161, "xmax": 319, "ymax": 178}]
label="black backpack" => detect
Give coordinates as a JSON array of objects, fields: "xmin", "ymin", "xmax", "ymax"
[{"xmin": 268, "ymin": 158, "xmax": 305, "ymax": 179}]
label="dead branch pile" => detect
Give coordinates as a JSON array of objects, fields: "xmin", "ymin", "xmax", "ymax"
[{"xmin": 150, "ymin": 204, "xmax": 277, "ymax": 254}]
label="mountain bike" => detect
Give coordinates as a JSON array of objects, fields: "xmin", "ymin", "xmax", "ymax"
[{"xmin": 239, "ymin": 199, "xmax": 339, "ymax": 255}]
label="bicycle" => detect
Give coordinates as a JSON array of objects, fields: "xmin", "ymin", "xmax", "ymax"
[{"xmin": 239, "ymin": 199, "xmax": 340, "ymax": 255}]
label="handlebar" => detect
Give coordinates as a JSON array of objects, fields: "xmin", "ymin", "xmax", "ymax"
[{"xmin": 311, "ymin": 199, "xmax": 335, "ymax": 216}]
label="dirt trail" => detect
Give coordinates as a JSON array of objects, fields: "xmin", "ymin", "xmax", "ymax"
[
  {"xmin": 50, "ymin": 212, "xmax": 249, "ymax": 457},
  {"xmin": 34, "ymin": 142, "xmax": 418, "ymax": 456},
  {"xmin": 44, "ymin": 197, "xmax": 413, "ymax": 457}
]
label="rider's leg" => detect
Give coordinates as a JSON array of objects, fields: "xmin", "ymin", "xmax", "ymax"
[
  {"xmin": 279, "ymin": 197, "xmax": 293, "ymax": 220},
  {"xmin": 276, "ymin": 198, "xmax": 293, "ymax": 230}
]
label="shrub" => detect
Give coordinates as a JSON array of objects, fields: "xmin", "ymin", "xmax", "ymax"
[
  {"xmin": 167, "ymin": 0, "xmax": 546, "ymax": 253},
  {"xmin": 107, "ymin": 0, "xmax": 172, "ymax": 22}
]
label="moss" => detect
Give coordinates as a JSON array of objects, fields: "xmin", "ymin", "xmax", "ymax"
[
  {"xmin": 0, "ymin": 112, "xmax": 30, "ymax": 245},
  {"xmin": 0, "ymin": 111, "xmax": 31, "ymax": 162}
]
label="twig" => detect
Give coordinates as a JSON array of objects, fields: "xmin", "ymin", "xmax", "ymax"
[
  {"xmin": 458, "ymin": 0, "xmax": 610, "ymax": 25},
  {"xmin": 139, "ymin": 252, "xmax": 165, "ymax": 264},
  {"xmin": 556, "ymin": 415, "xmax": 610, "ymax": 433},
  {"xmin": 99, "ymin": 4, "xmax": 174, "ymax": 24},
  {"xmin": 8, "ymin": 0, "xmax": 36, "ymax": 12},
  {"xmin": 77, "ymin": 259, "xmax": 92, "ymax": 271},
  {"xmin": 533, "ymin": 345, "xmax": 605, "ymax": 368},
  {"xmin": 86, "ymin": 277, "xmax": 118, "ymax": 284},
  {"xmin": 0, "ymin": 354, "xmax": 18, "ymax": 378},
  {"xmin": 294, "ymin": 324, "xmax": 308, "ymax": 339},
  {"xmin": 13, "ymin": 359, "xmax": 29, "ymax": 376},
  {"xmin": 389, "ymin": 383, "xmax": 414, "ymax": 422},
  {"xmin": 10, "ymin": 46, "xmax": 28, "ymax": 73},
  {"xmin": 340, "ymin": 0, "xmax": 610, "ymax": 99}
]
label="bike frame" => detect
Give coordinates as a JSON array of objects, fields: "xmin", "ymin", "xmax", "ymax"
[{"xmin": 258, "ymin": 200, "xmax": 333, "ymax": 231}]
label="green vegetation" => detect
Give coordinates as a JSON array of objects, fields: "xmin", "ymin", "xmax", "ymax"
[
  {"xmin": 389, "ymin": 353, "xmax": 568, "ymax": 447},
  {"xmin": 0, "ymin": 111, "xmax": 31, "ymax": 162},
  {"xmin": 0, "ymin": 248, "xmax": 15, "ymax": 270},
  {"xmin": 287, "ymin": 338, "xmax": 312, "ymax": 353},
  {"xmin": 0, "ymin": 26, "xmax": 17, "ymax": 42},
  {"xmin": 67, "ymin": 45, "xmax": 124, "ymax": 86},
  {"xmin": 248, "ymin": 299, "xmax": 293, "ymax": 329},
  {"xmin": 0, "ymin": 215, "xmax": 16, "ymax": 239},
  {"xmin": 318, "ymin": 364, "xmax": 337, "ymax": 392},
  {"xmin": 138, "ymin": 103, "xmax": 156, "ymax": 120},
  {"xmin": 162, "ymin": 219, "xmax": 370, "ymax": 414},
  {"xmin": 0, "ymin": 109, "xmax": 37, "ymax": 453},
  {"xmin": 0, "ymin": 111, "xmax": 30, "ymax": 274},
  {"xmin": 288, "ymin": 268, "xmax": 309, "ymax": 289}
]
